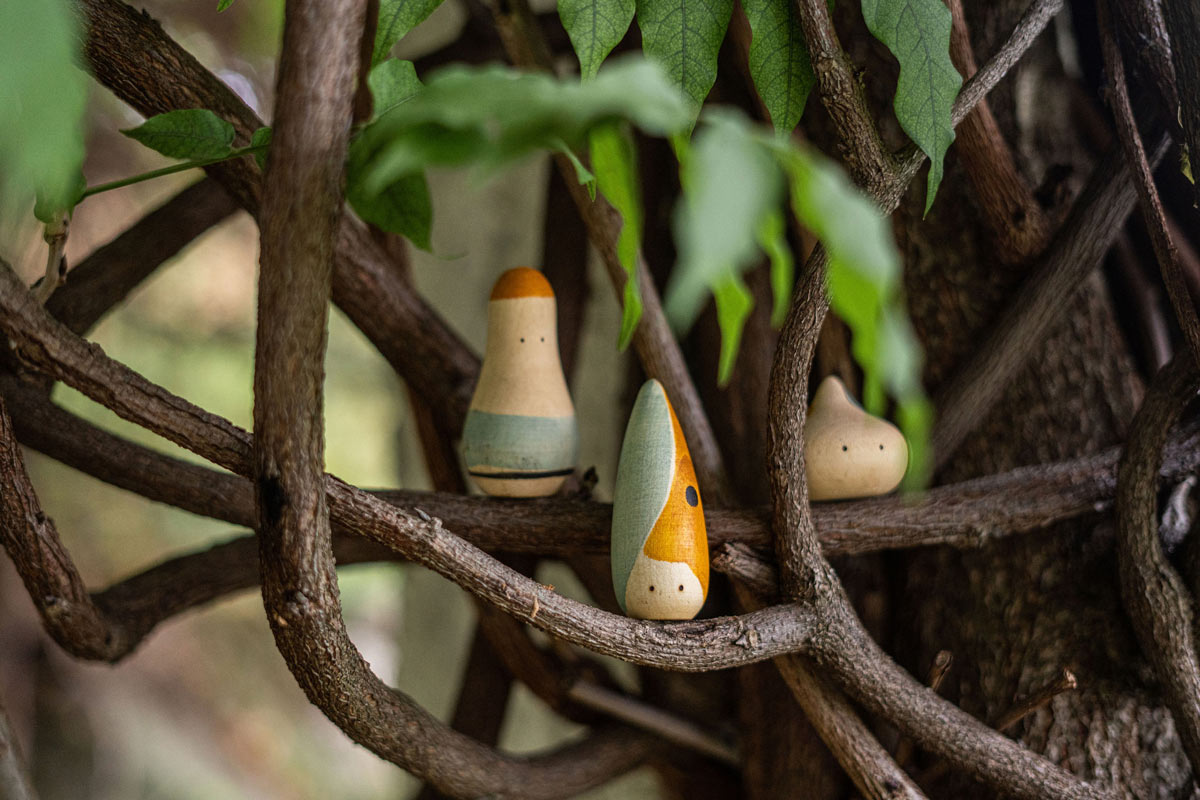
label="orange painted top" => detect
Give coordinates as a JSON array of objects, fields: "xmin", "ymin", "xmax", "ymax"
[{"xmin": 490, "ymin": 267, "xmax": 555, "ymax": 300}]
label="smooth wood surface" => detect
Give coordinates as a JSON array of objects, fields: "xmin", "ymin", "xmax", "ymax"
[
  {"xmin": 463, "ymin": 267, "xmax": 577, "ymax": 497},
  {"xmin": 804, "ymin": 376, "xmax": 907, "ymax": 501},
  {"xmin": 611, "ymin": 380, "xmax": 709, "ymax": 619}
]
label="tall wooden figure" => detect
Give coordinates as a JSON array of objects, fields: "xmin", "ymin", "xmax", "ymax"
[
  {"xmin": 611, "ymin": 379, "xmax": 709, "ymax": 620},
  {"xmin": 462, "ymin": 267, "xmax": 578, "ymax": 497}
]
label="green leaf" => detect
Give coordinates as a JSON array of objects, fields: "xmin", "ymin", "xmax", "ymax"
[
  {"xmin": 0, "ymin": 0, "xmax": 87, "ymax": 221},
  {"xmin": 369, "ymin": 58, "xmax": 423, "ymax": 118},
  {"xmin": 636, "ymin": 0, "xmax": 734, "ymax": 117},
  {"xmin": 34, "ymin": 172, "xmax": 86, "ymax": 223},
  {"xmin": 359, "ymin": 57, "xmax": 690, "ymax": 193},
  {"xmin": 741, "ymin": 0, "xmax": 814, "ymax": 134},
  {"xmin": 250, "ymin": 126, "xmax": 272, "ymax": 170},
  {"xmin": 373, "ymin": 0, "xmax": 444, "ymax": 66},
  {"xmin": 347, "ymin": 121, "xmax": 432, "ymax": 249},
  {"xmin": 860, "ymin": 0, "xmax": 960, "ymax": 212},
  {"xmin": 590, "ymin": 122, "xmax": 644, "ymax": 349},
  {"xmin": 757, "ymin": 209, "xmax": 792, "ymax": 326},
  {"xmin": 122, "ymin": 109, "xmax": 236, "ymax": 161},
  {"xmin": 559, "ymin": 0, "xmax": 636, "ymax": 81},
  {"xmin": 217, "ymin": 0, "xmax": 235, "ymax": 11},
  {"xmin": 665, "ymin": 110, "xmax": 782, "ymax": 333},
  {"xmin": 554, "ymin": 140, "xmax": 597, "ymax": 200},
  {"xmin": 712, "ymin": 271, "xmax": 753, "ymax": 385}
]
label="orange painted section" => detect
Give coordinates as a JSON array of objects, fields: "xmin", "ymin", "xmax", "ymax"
[
  {"xmin": 489, "ymin": 267, "xmax": 555, "ymax": 300},
  {"xmin": 641, "ymin": 399, "xmax": 709, "ymax": 594}
]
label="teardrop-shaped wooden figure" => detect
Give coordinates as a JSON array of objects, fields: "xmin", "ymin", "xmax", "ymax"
[
  {"xmin": 804, "ymin": 375, "xmax": 908, "ymax": 501},
  {"xmin": 611, "ymin": 379, "xmax": 709, "ymax": 620},
  {"xmin": 462, "ymin": 267, "xmax": 578, "ymax": 497}
]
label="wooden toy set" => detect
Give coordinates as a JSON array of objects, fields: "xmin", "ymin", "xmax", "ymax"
[{"xmin": 463, "ymin": 268, "xmax": 908, "ymax": 620}]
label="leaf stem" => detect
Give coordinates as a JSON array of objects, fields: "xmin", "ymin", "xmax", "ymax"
[{"xmin": 79, "ymin": 144, "xmax": 264, "ymax": 201}]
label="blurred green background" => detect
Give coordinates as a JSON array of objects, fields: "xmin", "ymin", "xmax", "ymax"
[{"xmin": 0, "ymin": 0, "xmax": 661, "ymax": 796}]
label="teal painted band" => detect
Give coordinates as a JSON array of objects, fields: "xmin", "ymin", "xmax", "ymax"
[{"xmin": 462, "ymin": 410, "xmax": 579, "ymax": 473}]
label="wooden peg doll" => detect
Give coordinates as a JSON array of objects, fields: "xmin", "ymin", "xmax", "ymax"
[
  {"xmin": 611, "ymin": 379, "xmax": 709, "ymax": 620},
  {"xmin": 462, "ymin": 267, "xmax": 578, "ymax": 497},
  {"xmin": 804, "ymin": 375, "xmax": 908, "ymax": 501}
]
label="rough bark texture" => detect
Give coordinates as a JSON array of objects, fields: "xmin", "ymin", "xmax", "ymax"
[{"xmin": 894, "ymin": 2, "xmax": 1190, "ymax": 794}]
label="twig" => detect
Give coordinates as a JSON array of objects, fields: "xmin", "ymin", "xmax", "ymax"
[
  {"xmin": 792, "ymin": 0, "xmax": 895, "ymax": 195},
  {"xmin": 947, "ymin": 0, "xmax": 1049, "ymax": 264},
  {"xmin": 566, "ymin": 681, "xmax": 740, "ymax": 767},
  {"xmin": 1111, "ymin": 0, "xmax": 1178, "ymax": 119},
  {"xmin": 886, "ymin": 0, "xmax": 1065, "ymax": 211},
  {"xmin": 1111, "ymin": 233, "xmax": 1172, "ymax": 372},
  {"xmin": 46, "ymin": 179, "xmax": 238, "ymax": 336},
  {"xmin": 1115, "ymin": 355, "xmax": 1200, "ymax": 779},
  {"xmin": 33, "ymin": 214, "xmax": 69, "ymax": 305},
  {"xmin": 0, "ymin": 694, "xmax": 37, "ymax": 800},
  {"xmin": 893, "ymin": 650, "xmax": 953, "ymax": 767},
  {"xmin": 81, "ymin": 0, "xmax": 480, "ymax": 438},
  {"xmin": 484, "ymin": 0, "xmax": 733, "ymax": 504},
  {"xmin": 932, "ymin": 134, "xmax": 1170, "ymax": 471},
  {"xmin": 1099, "ymin": 0, "xmax": 1200, "ymax": 364},
  {"xmin": 994, "ymin": 668, "xmax": 1077, "ymax": 732}
]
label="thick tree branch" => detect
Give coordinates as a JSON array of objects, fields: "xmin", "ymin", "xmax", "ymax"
[
  {"xmin": 1099, "ymin": 0, "xmax": 1200, "ymax": 364},
  {"xmin": 48, "ymin": 179, "xmax": 238, "ymax": 335},
  {"xmin": 932, "ymin": 134, "xmax": 1170, "ymax": 470},
  {"xmin": 947, "ymin": 0, "xmax": 1050, "ymax": 264},
  {"xmin": 81, "ymin": 0, "xmax": 480, "ymax": 438},
  {"xmin": 1115, "ymin": 354, "xmax": 1200, "ymax": 780},
  {"xmin": 792, "ymin": 0, "xmax": 895, "ymax": 194}
]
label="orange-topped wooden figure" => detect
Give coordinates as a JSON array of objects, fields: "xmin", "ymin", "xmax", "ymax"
[
  {"xmin": 461, "ymin": 267, "xmax": 578, "ymax": 497},
  {"xmin": 610, "ymin": 379, "xmax": 709, "ymax": 620}
]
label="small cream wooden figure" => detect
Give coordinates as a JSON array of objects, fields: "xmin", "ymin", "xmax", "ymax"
[
  {"xmin": 462, "ymin": 267, "xmax": 578, "ymax": 497},
  {"xmin": 804, "ymin": 375, "xmax": 908, "ymax": 501},
  {"xmin": 611, "ymin": 379, "xmax": 709, "ymax": 620}
]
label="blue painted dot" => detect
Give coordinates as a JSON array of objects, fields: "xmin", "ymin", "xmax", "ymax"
[{"xmin": 685, "ymin": 486, "xmax": 698, "ymax": 506}]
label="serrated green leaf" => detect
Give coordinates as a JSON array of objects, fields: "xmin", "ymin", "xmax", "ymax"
[
  {"xmin": 757, "ymin": 209, "xmax": 792, "ymax": 326},
  {"xmin": 742, "ymin": 0, "xmax": 813, "ymax": 134},
  {"xmin": 217, "ymin": 0, "xmax": 235, "ymax": 11},
  {"xmin": 636, "ymin": 0, "xmax": 734, "ymax": 118},
  {"xmin": 713, "ymin": 271, "xmax": 753, "ymax": 385},
  {"xmin": 860, "ymin": 0, "xmax": 960, "ymax": 212},
  {"xmin": 665, "ymin": 110, "xmax": 782, "ymax": 333},
  {"xmin": 359, "ymin": 57, "xmax": 690, "ymax": 193},
  {"xmin": 0, "ymin": 0, "xmax": 87, "ymax": 222},
  {"xmin": 122, "ymin": 109, "xmax": 236, "ymax": 161},
  {"xmin": 250, "ymin": 126, "xmax": 272, "ymax": 170},
  {"xmin": 369, "ymin": 58, "xmax": 423, "ymax": 118},
  {"xmin": 373, "ymin": 0, "xmax": 444, "ymax": 66},
  {"xmin": 554, "ymin": 140, "xmax": 597, "ymax": 200},
  {"xmin": 590, "ymin": 122, "xmax": 643, "ymax": 349},
  {"xmin": 559, "ymin": 0, "xmax": 636, "ymax": 81}
]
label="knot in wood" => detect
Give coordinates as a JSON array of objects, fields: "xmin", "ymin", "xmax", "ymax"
[{"xmin": 733, "ymin": 627, "xmax": 760, "ymax": 649}]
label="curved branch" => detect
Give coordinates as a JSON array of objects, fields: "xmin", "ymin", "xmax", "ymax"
[
  {"xmin": 1115, "ymin": 354, "xmax": 1200, "ymax": 779},
  {"xmin": 81, "ymin": 0, "xmax": 480, "ymax": 438}
]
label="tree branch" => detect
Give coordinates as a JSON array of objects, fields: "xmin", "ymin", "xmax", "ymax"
[
  {"xmin": 47, "ymin": 179, "xmax": 238, "ymax": 336},
  {"xmin": 932, "ymin": 133, "xmax": 1170, "ymax": 471},
  {"xmin": 1161, "ymin": 0, "xmax": 1200, "ymax": 212},
  {"xmin": 1115, "ymin": 354, "xmax": 1200, "ymax": 780},
  {"xmin": 80, "ymin": 0, "xmax": 480, "ymax": 438},
  {"xmin": 947, "ymin": 0, "xmax": 1050, "ymax": 264},
  {"xmin": 1099, "ymin": 0, "xmax": 1200, "ymax": 364},
  {"xmin": 792, "ymin": 0, "xmax": 895, "ymax": 195}
]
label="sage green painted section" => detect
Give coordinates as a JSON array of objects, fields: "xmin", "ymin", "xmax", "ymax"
[
  {"xmin": 461, "ymin": 409, "xmax": 579, "ymax": 472},
  {"xmin": 610, "ymin": 379, "xmax": 674, "ymax": 612}
]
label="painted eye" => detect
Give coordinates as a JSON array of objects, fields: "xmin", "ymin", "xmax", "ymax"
[
  {"xmin": 685, "ymin": 486, "xmax": 698, "ymax": 507},
  {"xmin": 841, "ymin": 445, "xmax": 848, "ymax": 452},
  {"xmin": 879, "ymin": 444, "xmax": 884, "ymax": 450},
  {"xmin": 648, "ymin": 585, "xmax": 655, "ymax": 592},
  {"xmin": 540, "ymin": 336, "xmax": 545, "ymax": 342},
  {"xmin": 677, "ymin": 585, "xmax": 684, "ymax": 592}
]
